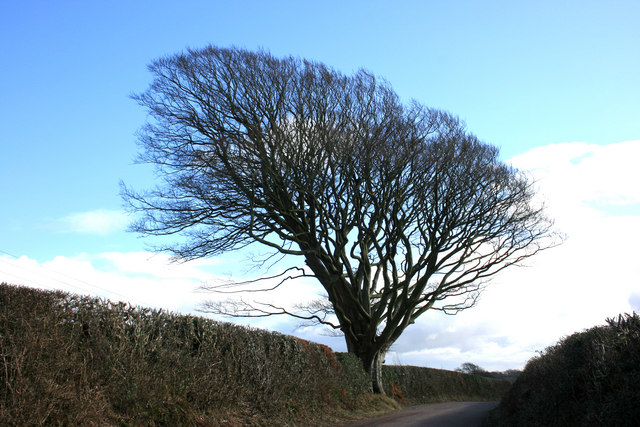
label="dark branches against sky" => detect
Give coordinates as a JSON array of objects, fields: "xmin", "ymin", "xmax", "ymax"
[{"xmin": 123, "ymin": 46, "xmax": 560, "ymax": 394}]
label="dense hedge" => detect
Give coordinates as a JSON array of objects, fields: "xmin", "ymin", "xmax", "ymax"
[
  {"xmin": 0, "ymin": 283, "xmax": 363, "ymax": 425},
  {"xmin": 382, "ymin": 365, "xmax": 511, "ymax": 404},
  {"xmin": 1, "ymin": 283, "xmax": 510, "ymax": 425},
  {"xmin": 486, "ymin": 313, "xmax": 640, "ymax": 426}
]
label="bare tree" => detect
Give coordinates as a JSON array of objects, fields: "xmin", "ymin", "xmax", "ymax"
[
  {"xmin": 456, "ymin": 363, "xmax": 486, "ymax": 375},
  {"xmin": 123, "ymin": 46, "xmax": 559, "ymax": 394}
]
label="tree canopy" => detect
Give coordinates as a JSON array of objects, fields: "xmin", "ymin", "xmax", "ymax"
[{"xmin": 123, "ymin": 46, "xmax": 559, "ymax": 393}]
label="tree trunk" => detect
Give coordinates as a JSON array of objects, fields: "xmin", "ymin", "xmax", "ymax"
[
  {"xmin": 353, "ymin": 347, "xmax": 387, "ymax": 395},
  {"xmin": 368, "ymin": 351, "xmax": 385, "ymax": 394}
]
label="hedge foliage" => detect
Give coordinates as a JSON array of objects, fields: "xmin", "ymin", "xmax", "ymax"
[
  {"xmin": 1, "ymin": 283, "xmax": 510, "ymax": 425},
  {"xmin": 0, "ymin": 283, "xmax": 363, "ymax": 425},
  {"xmin": 486, "ymin": 312, "xmax": 640, "ymax": 426},
  {"xmin": 382, "ymin": 365, "xmax": 511, "ymax": 404}
]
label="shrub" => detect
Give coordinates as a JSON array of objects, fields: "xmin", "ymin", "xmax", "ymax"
[
  {"xmin": 486, "ymin": 312, "xmax": 640, "ymax": 426},
  {"xmin": 334, "ymin": 352, "xmax": 371, "ymax": 402},
  {"xmin": 382, "ymin": 365, "xmax": 511, "ymax": 404},
  {"xmin": 456, "ymin": 363, "xmax": 521, "ymax": 383},
  {"xmin": 0, "ymin": 283, "xmax": 359, "ymax": 425},
  {"xmin": 1, "ymin": 282, "xmax": 512, "ymax": 425}
]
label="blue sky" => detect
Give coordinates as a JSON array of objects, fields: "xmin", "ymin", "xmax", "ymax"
[{"xmin": 1, "ymin": 1, "xmax": 639, "ymax": 371}]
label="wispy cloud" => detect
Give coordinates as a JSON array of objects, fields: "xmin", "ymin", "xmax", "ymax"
[
  {"xmin": 0, "ymin": 252, "xmax": 217, "ymax": 313},
  {"xmin": 509, "ymin": 140, "xmax": 640, "ymax": 214},
  {"xmin": 0, "ymin": 251, "xmax": 323, "ymax": 333},
  {"xmin": 55, "ymin": 209, "xmax": 129, "ymax": 235}
]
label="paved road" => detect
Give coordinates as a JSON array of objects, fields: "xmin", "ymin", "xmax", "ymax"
[{"xmin": 345, "ymin": 401, "xmax": 499, "ymax": 427}]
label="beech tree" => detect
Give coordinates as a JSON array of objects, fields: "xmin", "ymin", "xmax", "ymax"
[{"xmin": 123, "ymin": 46, "xmax": 558, "ymax": 394}]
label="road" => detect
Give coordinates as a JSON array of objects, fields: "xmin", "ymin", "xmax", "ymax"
[{"xmin": 345, "ymin": 401, "xmax": 499, "ymax": 427}]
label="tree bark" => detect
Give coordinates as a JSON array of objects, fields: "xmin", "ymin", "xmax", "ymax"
[
  {"xmin": 348, "ymin": 340, "xmax": 388, "ymax": 394},
  {"xmin": 367, "ymin": 351, "xmax": 385, "ymax": 395}
]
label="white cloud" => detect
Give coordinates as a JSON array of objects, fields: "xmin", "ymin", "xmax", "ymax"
[
  {"xmin": 54, "ymin": 209, "xmax": 129, "ymax": 235},
  {"xmin": 509, "ymin": 140, "xmax": 640, "ymax": 223},
  {"xmin": 0, "ymin": 251, "xmax": 322, "ymax": 333},
  {"xmin": 94, "ymin": 252, "xmax": 221, "ymax": 280},
  {"xmin": 0, "ymin": 252, "xmax": 206, "ymax": 313}
]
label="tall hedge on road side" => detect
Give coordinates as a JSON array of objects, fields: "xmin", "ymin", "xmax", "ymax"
[
  {"xmin": 1, "ymin": 283, "xmax": 511, "ymax": 425},
  {"xmin": 0, "ymin": 283, "xmax": 363, "ymax": 426},
  {"xmin": 487, "ymin": 313, "xmax": 640, "ymax": 426},
  {"xmin": 382, "ymin": 365, "xmax": 511, "ymax": 404}
]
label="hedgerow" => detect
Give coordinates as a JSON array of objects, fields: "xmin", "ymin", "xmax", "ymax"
[
  {"xmin": 382, "ymin": 365, "xmax": 510, "ymax": 404},
  {"xmin": 1, "ymin": 282, "xmax": 510, "ymax": 425},
  {"xmin": 486, "ymin": 312, "xmax": 640, "ymax": 426},
  {"xmin": 0, "ymin": 283, "xmax": 358, "ymax": 425}
]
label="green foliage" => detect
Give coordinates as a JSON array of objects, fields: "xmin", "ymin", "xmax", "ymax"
[
  {"xmin": 334, "ymin": 352, "xmax": 372, "ymax": 401},
  {"xmin": 486, "ymin": 313, "xmax": 640, "ymax": 426},
  {"xmin": 382, "ymin": 365, "xmax": 511, "ymax": 404}
]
